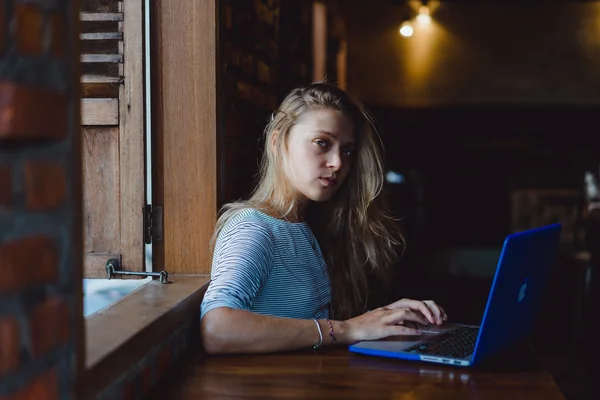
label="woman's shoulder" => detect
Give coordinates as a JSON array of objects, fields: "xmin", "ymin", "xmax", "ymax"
[
  {"xmin": 213, "ymin": 208, "xmax": 282, "ymax": 258},
  {"xmin": 220, "ymin": 207, "xmax": 279, "ymax": 237}
]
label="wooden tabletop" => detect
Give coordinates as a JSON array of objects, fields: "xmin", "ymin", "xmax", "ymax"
[{"xmin": 150, "ymin": 341, "xmax": 564, "ymax": 399}]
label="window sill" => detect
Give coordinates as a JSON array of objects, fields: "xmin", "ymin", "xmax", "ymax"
[{"xmin": 81, "ymin": 275, "xmax": 210, "ymax": 398}]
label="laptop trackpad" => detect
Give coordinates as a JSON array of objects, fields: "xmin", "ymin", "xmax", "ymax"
[
  {"xmin": 403, "ymin": 321, "xmax": 459, "ymax": 334},
  {"xmin": 351, "ymin": 323, "xmax": 461, "ymax": 352}
]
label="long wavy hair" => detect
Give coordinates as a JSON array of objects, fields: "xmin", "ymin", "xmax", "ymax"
[{"xmin": 213, "ymin": 81, "xmax": 404, "ymax": 320}]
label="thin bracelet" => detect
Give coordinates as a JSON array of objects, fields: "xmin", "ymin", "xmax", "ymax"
[
  {"xmin": 313, "ymin": 319, "xmax": 323, "ymax": 350},
  {"xmin": 326, "ymin": 319, "xmax": 337, "ymax": 343}
]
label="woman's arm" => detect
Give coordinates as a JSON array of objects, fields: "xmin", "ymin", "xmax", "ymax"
[
  {"xmin": 201, "ymin": 308, "xmax": 331, "ymax": 354},
  {"xmin": 201, "ymin": 306, "xmax": 430, "ymax": 354}
]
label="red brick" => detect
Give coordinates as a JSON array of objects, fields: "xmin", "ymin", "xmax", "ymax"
[
  {"xmin": 24, "ymin": 162, "xmax": 67, "ymax": 212},
  {"xmin": 0, "ymin": 368, "xmax": 58, "ymax": 400},
  {"xmin": 0, "ymin": 165, "xmax": 11, "ymax": 207},
  {"xmin": 0, "ymin": 2, "xmax": 5, "ymax": 54},
  {"xmin": 122, "ymin": 379, "xmax": 135, "ymax": 400},
  {"xmin": 0, "ymin": 316, "xmax": 20, "ymax": 375},
  {"xmin": 156, "ymin": 347, "xmax": 172, "ymax": 379},
  {"xmin": 0, "ymin": 81, "xmax": 67, "ymax": 141},
  {"xmin": 50, "ymin": 13, "xmax": 66, "ymax": 57},
  {"xmin": 0, "ymin": 236, "xmax": 59, "ymax": 291},
  {"xmin": 141, "ymin": 365, "xmax": 153, "ymax": 396},
  {"xmin": 30, "ymin": 296, "xmax": 69, "ymax": 358},
  {"xmin": 15, "ymin": 3, "xmax": 44, "ymax": 55}
]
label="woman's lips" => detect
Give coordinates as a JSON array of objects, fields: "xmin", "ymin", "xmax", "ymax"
[{"xmin": 320, "ymin": 177, "xmax": 337, "ymax": 187}]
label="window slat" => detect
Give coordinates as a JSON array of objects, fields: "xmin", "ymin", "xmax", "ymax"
[
  {"xmin": 80, "ymin": 32, "xmax": 123, "ymax": 40},
  {"xmin": 81, "ymin": 98, "xmax": 119, "ymax": 126},
  {"xmin": 80, "ymin": 12, "xmax": 123, "ymax": 22},
  {"xmin": 81, "ymin": 54, "xmax": 123, "ymax": 63}
]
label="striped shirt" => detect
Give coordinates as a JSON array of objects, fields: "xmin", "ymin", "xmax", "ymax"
[{"xmin": 201, "ymin": 208, "xmax": 331, "ymax": 320}]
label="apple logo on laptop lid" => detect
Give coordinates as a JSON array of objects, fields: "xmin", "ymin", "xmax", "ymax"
[{"xmin": 518, "ymin": 278, "xmax": 529, "ymax": 303}]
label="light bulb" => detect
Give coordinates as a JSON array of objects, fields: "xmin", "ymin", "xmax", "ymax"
[
  {"xmin": 416, "ymin": 5, "xmax": 431, "ymax": 24},
  {"xmin": 399, "ymin": 21, "xmax": 413, "ymax": 37},
  {"xmin": 416, "ymin": 13, "xmax": 431, "ymax": 24}
]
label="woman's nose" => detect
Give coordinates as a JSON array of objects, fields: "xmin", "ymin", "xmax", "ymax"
[{"xmin": 326, "ymin": 151, "xmax": 343, "ymax": 170}]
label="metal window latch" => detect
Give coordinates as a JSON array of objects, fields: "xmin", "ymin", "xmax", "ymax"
[{"xmin": 105, "ymin": 258, "xmax": 169, "ymax": 284}]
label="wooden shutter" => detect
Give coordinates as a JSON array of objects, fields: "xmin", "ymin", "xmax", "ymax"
[{"xmin": 80, "ymin": 0, "xmax": 145, "ymax": 278}]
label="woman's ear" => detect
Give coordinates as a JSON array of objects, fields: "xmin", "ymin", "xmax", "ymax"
[{"xmin": 270, "ymin": 130, "xmax": 280, "ymax": 154}]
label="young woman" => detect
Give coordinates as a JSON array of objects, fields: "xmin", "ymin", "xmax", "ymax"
[{"xmin": 201, "ymin": 82, "xmax": 447, "ymax": 354}]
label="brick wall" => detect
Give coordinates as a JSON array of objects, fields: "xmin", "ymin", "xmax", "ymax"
[{"xmin": 0, "ymin": 1, "xmax": 82, "ymax": 399}]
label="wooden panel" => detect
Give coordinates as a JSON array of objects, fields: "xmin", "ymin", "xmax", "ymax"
[
  {"xmin": 82, "ymin": 0, "xmax": 119, "ymax": 13},
  {"xmin": 79, "ymin": 4, "xmax": 122, "ymax": 83},
  {"xmin": 80, "ymin": 0, "xmax": 146, "ymax": 278},
  {"xmin": 81, "ymin": 75, "xmax": 122, "ymax": 84},
  {"xmin": 81, "ymin": 98, "xmax": 118, "ymax": 125},
  {"xmin": 119, "ymin": 0, "xmax": 145, "ymax": 272},
  {"xmin": 82, "ymin": 126, "xmax": 121, "ymax": 257},
  {"xmin": 154, "ymin": 0, "xmax": 217, "ymax": 274},
  {"xmin": 81, "ymin": 82, "xmax": 119, "ymax": 98},
  {"xmin": 81, "ymin": 62, "xmax": 121, "ymax": 79},
  {"xmin": 84, "ymin": 252, "xmax": 121, "ymax": 278},
  {"xmin": 80, "ymin": 32, "xmax": 123, "ymax": 40},
  {"xmin": 81, "ymin": 54, "xmax": 123, "ymax": 63},
  {"xmin": 80, "ymin": 12, "xmax": 123, "ymax": 22}
]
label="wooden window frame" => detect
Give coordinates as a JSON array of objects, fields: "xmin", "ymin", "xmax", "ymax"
[
  {"xmin": 80, "ymin": 0, "xmax": 145, "ymax": 278},
  {"xmin": 150, "ymin": 0, "xmax": 218, "ymax": 275},
  {"xmin": 82, "ymin": 0, "xmax": 217, "ymax": 395}
]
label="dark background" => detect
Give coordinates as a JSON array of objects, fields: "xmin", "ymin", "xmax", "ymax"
[{"xmin": 218, "ymin": 1, "xmax": 599, "ymax": 398}]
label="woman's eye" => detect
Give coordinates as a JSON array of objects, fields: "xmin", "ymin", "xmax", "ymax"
[
  {"xmin": 342, "ymin": 148, "xmax": 355, "ymax": 156},
  {"xmin": 314, "ymin": 139, "xmax": 328, "ymax": 147}
]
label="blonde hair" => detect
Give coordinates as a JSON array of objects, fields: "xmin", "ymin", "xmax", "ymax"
[{"xmin": 213, "ymin": 81, "xmax": 404, "ymax": 320}]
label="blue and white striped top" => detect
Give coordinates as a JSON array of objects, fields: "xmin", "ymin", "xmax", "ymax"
[{"xmin": 201, "ymin": 208, "xmax": 331, "ymax": 320}]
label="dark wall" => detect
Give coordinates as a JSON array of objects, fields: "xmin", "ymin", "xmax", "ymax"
[
  {"xmin": 218, "ymin": 0, "xmax": 314, "ymax": 206},
  {"xmin": 373, "ymin": 106, "xmax": 597, "ymax": 250},
  {"xmin": 341, "ymin": 1, "xmax": 600, "ymax": 254},
  {"xmin": 346, "ymin": 0, "xmax": 600, "ymax": 107},
  {"xmin": 343, "ymin": 2, "xmax": 597, "ymax": 352}
]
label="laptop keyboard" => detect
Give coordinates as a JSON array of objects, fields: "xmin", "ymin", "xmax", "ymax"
[{"xmin": 405, "ymin": 326, "xmax": 480, "ymax": 359}]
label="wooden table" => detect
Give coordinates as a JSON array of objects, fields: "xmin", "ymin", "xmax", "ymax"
[{"xmin": 150, "ymin": 342, "xmax": 565, "ymax": 399}]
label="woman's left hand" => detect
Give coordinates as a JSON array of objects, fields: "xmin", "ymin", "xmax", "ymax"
[{"xmin": 382, "ymin": 298, "xmax": 448, "ymax": 325}]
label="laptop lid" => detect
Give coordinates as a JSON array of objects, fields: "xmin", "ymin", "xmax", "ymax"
[{"xmin": 471, "ymin": 223, "xmax": 562, "ymax": 365}]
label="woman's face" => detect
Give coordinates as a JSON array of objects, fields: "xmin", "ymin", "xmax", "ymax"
[{"xmin": 282, "ymin": 108, "xmax": 356, "ymax": 205}]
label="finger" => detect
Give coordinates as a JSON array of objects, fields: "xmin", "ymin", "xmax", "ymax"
[
  {"xmin": 397, "ymin": 299, "xmax": 435, "ymax": 324},
  {"xmin": 431, "ymin": 303, "xmax": 448, "ymax": 321},
  {"xmin": 424, "ymin": 300, "xmax": 443, "ymax": 324},
  {"xmin": 386, "ymin": 325, "xmax": 422, "ymax": 336},
  {"xmin": 384, "ymin": 308, "xmax": 429, "ymax": 326},
  {"xmin": 438, "ymin": 305, "xmax": 448, "ymax": 321},
  {"xmin": 384, "ymin": 298, "xmax": 413, "ymax": 310},
  {"xmin": 416, "ymin": 301, "xmax": 436, "ymax": 324},
  {"xmin": 382, "ymin": 300, "xmax": 400, "ymax": 310}
]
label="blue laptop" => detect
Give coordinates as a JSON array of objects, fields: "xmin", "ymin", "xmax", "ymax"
[{"xmin": 349, "ymin": 223, "xmax": 562, "ymax": 367}]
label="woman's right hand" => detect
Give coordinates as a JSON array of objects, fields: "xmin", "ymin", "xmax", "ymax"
[{"xmin": 338, "ymin": 307, "xmax": 430, "ymax": 344}]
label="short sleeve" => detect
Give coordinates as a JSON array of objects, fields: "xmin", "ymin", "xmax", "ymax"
[{"xmin": 200, "ymin": 218, "xmax": 274, "ymax": 319}]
